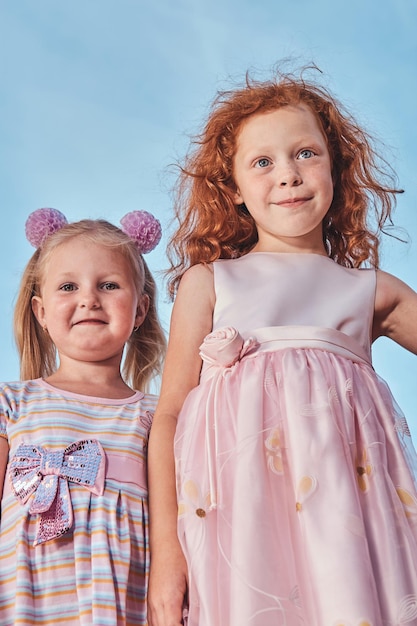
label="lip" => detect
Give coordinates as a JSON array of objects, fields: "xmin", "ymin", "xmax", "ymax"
[
  {"xmin": 275, "ymin": 196, "xmax": 312, "ymax": 207},
  {"xmin": 73, "ymin": 319, "xmax": 107, "ymax": 326}
]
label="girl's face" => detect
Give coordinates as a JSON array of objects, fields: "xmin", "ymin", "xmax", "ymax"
[
  {"xmin": 32, "ymin": 236, "xmax": 148, "ymax": 367},
  {"xmin": 233, "ymin": 104, "xmax": 334, "ymax": 253}
]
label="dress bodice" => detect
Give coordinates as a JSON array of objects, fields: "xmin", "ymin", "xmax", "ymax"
[{"xmin": 212, "ymin": 252, "xmax": 376, "ymax": 361}]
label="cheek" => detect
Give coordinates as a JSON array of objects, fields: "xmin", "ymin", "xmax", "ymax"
[
  {"xmin": 45, "ymin": 299, "xmax": 73, "ymax": 323},
  {"xmin": 325, "ymin": 174, "xmax": 335, "ymax": 200},
  {"xmin": 116, "ymin": 297, "xmax": 138, "ymax": 319},
  {"xmin": 315, "ymin": 167, "xmax": 334, "ymax": 196},
  {"xmin": 236, "ymin": 176, "xmax": 266, "ymax": 203}
]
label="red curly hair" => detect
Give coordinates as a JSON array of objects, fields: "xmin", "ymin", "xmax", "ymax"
[{"xmin": 167, "ymin": 67, "xmax": 403, "ymax": 296}]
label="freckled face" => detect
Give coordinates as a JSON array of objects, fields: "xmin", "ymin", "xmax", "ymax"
[
  {"xmin": 31, "ymin": 237, "xmax": 148, "ymax": 365},
  {"xmin": 233, "ymin": 105, "xmax": 334, "ymax": 253}
]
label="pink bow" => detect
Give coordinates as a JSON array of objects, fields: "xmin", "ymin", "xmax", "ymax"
[{"xmin": 9, "ymin": 439, "xmax": 105, "ymax": 546}]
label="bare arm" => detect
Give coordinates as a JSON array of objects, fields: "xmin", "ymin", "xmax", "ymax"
[
  {"xmin": 373, "ymin": 270, "xmax": 417, "ymax": 353},
  {"xmin": 147, "ymin": 264, "xmax": 215, "ymax": 626},
  {"xmin": 0, "ymin": 436, "xmax": 9, "ymax": 504}
]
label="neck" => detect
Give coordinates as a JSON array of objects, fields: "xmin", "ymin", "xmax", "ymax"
[
  {"xmin": 45, "ymin": 359, "xmax": 135, "ymax": 399},
  {"xmin": 252, "ymin": 229, "xmax": 328, "ymax": 255},
  {"xmin": 252, "ymin": 241, "xmax": 328, "ymax": 255}
]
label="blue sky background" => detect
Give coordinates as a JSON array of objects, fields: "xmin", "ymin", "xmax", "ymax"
[{"xmin": 1, "ymin": 0, "xmax": 416, "ymax": 431}]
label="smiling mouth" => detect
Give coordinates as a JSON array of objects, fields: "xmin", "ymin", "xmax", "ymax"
[
  {"xmin": 73, "ymin": 319, "xmax": 106, "ymax": 326},
  {"xmin": 276, "ymin": 197, "xmax": 312, "ymax": 206}
]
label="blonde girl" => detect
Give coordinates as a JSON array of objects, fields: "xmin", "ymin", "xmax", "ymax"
[{"xmin": 0, "ymin": 208, "xmax": 166, "ymax": 626}]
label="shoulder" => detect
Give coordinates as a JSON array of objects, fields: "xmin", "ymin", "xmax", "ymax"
[
  {"xmin": 373, "ymin": 269, "xmax": 417, "ymax": 345},
  {"xmin": 0, "ymin": 380, "xmax": 24, "ymax": 393},
  {"xmin": 0, "ymin": 380, "xmax": 40, "ymax": 430},
  {"xmin": 176, "ymin": 263, "xmax": 215, "ymax": 312},
  {"xmin": 180, "ymin": 263, "xmax": 214, "ymax": 287},
  {"xmin": 139, "ymin": 392, "xmax": 159, "ymax": 412},
  {"xmin": 0, "ymin": 379, "xmax": 40, "ymax": 403},
  {"xmin": 375, "ymin": 269, "xmax": 413, "ymax": 315}
]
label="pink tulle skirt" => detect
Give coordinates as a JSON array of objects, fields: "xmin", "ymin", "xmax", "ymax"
[{"xmin": 174, "ymin": 327, "xmax": 417, "ymax": 626}]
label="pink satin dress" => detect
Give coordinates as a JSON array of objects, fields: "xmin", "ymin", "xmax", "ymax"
[{"xmin": 174, "ymin": 252, "xmax": 417, "ymax": 626}]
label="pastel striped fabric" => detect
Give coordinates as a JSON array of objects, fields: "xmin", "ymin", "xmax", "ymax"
[{"xmin": 0, "ymin": 378, "xmax": 157, "ymax": 626}]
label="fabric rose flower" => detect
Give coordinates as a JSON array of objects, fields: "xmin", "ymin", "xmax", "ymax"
[{"xmin": 199, "ymin": 327, "xmax": 258, "ymax": 367}]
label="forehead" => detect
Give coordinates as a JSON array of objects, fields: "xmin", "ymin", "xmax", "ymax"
[
  {"xmin": 236, "ymin": 104, "xmax": 326, "ymax": 146},
  {"xmin": 41, "ymin": 236, "xmax": 132, "ymax": 276}
]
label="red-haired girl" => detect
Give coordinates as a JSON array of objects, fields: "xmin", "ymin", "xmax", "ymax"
[{"xmin": 148, "ymin": 70, "xmax": 417, "ymax": 626}]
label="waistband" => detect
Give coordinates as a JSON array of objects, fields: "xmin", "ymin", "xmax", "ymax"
[
  {"xmin": 106, "ymin": 452, "xmax": 147, "ymax": 491},
  {"xmin": 3, "ymin": 450, "xmax": 147, "ymax": 499},
  {"xmin": 249, "ymin": 325, "xmax": 371, "ymax": 366},
  {"xmin": 200, "ymin": 325, "xmax": 372, "ymax": 383}
]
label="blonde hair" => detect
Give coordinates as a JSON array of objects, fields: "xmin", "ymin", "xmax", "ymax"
[
  {"xmin": 14, "ymin": 219, "xmax": 166, "ymax": 391},
  {"xmin": 167, "ymin": 68, "xmax": 403, "ymax": 296}
]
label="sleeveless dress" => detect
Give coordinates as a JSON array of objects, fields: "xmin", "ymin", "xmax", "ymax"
[
  {"xmin": 0, "ymin": 378, "xmax": 157, "ymax": 626},
  {"xmin": 174, "ymin": 252, "xmax": 417, "ymax": 626}
]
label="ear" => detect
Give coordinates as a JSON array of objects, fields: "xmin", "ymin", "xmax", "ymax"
[
  {"xmin": 31, "ymin": 296, "xmax": 47, "ymax": 328},
  {"xmin": 134, "ymin": 294, "xmax": 150, "ymax": 330},
  {"xmin": 233, "ymin": 187, "xmax": 244, "ymax": 205}
]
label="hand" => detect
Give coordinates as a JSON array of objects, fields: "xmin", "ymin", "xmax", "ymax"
[{"xmin": 147, "ymin": 551, "xmax": 188, "ymax": 626}]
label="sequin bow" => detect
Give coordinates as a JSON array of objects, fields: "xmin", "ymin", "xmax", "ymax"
[{"xmin": 10, "ymin": 439, "xmax": 105, "ymax": 546}]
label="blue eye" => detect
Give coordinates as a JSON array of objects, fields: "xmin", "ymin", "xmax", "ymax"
[
  {"xmin": 101, "ymin": 282, "xmax": 118, "ymax": 291},
  {"xmin": 255, "ymin": 158, "xmax": 271, "ymax": 168},
  {"xmin": 60, "ymin": 283, "xmax": 76, "ymax": 292},
  {"xmin": 298, "ymin": 149, "xmax": 315, "ymax": 159}
]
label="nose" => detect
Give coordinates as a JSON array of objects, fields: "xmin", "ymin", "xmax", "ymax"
[
  {"xmin": 278, "ymin": 161, "xmax": 302, "ymax": 187},
  {"xmin": 79, "ymin": 289, "xmax": 101, "ymax": 309}
]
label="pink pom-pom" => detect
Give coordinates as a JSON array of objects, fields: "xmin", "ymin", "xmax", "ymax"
[
  {"xmin": 25, "ymin": 208, "xmax": 68, "ymax": 248},
  {"xmin": 120, "ymin": 210, "xmax": 162, "ymax": 254}
]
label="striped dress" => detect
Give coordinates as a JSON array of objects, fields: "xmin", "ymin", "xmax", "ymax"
[{"xmin": 0, "ymin": 378, "xmax": 157, "ymax": 626}]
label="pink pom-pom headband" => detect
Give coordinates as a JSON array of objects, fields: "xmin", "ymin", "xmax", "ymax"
[{"xmin": 25, "ymin": 208, "xmax": 162, "ymax": 254}]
